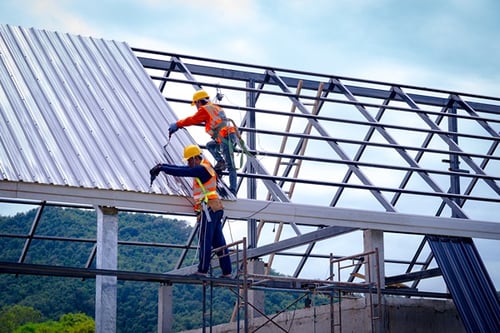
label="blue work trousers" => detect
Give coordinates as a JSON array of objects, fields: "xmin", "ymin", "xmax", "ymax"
[
  {"xmin": 206, "ymin": 133, "xmax": 237, "ymax": 194},
  {"xmin": 198, "ymin": 207, "xmax": 232, "ymax": 275}
]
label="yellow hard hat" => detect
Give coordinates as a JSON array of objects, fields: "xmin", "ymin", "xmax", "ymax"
[
  {"xmin": 191, "ymin": 90, "xmax": 209, "ymax": 105},
  {"xmin": 183, "ymin": 145, "xmax": 202, "ymax": 161}
]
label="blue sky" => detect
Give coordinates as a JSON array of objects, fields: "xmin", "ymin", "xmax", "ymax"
[
  {"xmin": 1, "ymin": 0, "xmax": 499, "ymax": 97},
  {"xmin": 1, "ymin": 1, "xmax": 499, "ymax": 287}
]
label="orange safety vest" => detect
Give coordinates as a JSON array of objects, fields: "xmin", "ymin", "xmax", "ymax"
[
  {"xmin": 203, "ymin": 103, "xmax": 236, "ymax": 143},
  {"xmin": 192, "ymin": 159, "xmax": 219, "ymax": 212}
]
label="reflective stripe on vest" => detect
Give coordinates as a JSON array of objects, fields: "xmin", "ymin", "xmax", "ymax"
[{"xmin": 192, "ymin": 159, "xmax": 219, "ymax": 207}]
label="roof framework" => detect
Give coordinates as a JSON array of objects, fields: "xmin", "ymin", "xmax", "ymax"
[
  {"xmin": 1, "ymin": 25, "xmax": 499, "ymax": 304},
  {"xmin": 133, "ymin": 47, "xmax": 500, "ymax": 283}
]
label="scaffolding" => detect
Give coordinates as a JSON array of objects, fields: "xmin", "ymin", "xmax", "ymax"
[
  {"xmin": 329, "ymin": 249, "xmax": 382, "ymax": 333},
  {"xmin": 194, "ymin": 240, "xmax": 384, "ymax": 333}
]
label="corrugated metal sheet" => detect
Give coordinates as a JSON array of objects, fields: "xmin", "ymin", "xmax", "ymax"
[
  {"xmin": 427, "ymin": 236, "xmax": 500, "ymax": 333},
  {"xmin": 0, "ymin": 24, "xmax": 197, "ymax": 196}
]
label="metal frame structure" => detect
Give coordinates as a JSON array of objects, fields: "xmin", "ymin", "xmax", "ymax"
[
  {"xmin": 1, "ymin": 29, "xmax": 499, "ymax": 331},
  {"xmin": 2, "ymin": 46, "xmax": 500, "ymax": 285},
  {"xmin": 132, "ymin": 47, "xmax": 500, "ymax": 284}
]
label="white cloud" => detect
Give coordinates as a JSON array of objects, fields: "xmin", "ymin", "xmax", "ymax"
[{"xmin": 26, "ymin": 0, "xmax": 99, "ymax": 37}]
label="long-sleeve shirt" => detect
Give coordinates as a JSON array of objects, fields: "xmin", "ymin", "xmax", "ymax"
[
  {"xmin": 176, "ymin": 104, "xmax": 234, "ymax": 140},
  {"xmin": 176, "ymin": 107, "xmax": 209, "ymax": 128},
  {"xmin": 157, "ymin": 164, "xmax": 211, "ymax": 184}
]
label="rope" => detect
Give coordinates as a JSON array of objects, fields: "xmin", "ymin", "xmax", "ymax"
[{"xmin": 228, "ymin": 118, "xmax": 254, "ymax": 158}]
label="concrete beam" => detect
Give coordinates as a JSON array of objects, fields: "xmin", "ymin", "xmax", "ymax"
[
  {"xmin": 224, "ymin": 199, "xmax": 500, "ymax": 240},
  {"xmin": 1, "ymin": 181, "xmax": 499, "ymax": 240}
]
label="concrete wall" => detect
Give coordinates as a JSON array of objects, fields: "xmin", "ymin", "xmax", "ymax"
[
  {"xmin": 384, "ymin": 297, "xmax": 465, "ymax": 333},
  {"xmin": 180, "ymin": 297, "xmax": 465, "ymax": 333}
]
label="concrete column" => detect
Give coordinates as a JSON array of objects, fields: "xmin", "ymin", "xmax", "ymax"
[
  {"xmin": 157, "ymin": 283, "xmax": 173, "ymax": 333},
  {"xmin": 363, "ymin": 229, "xmax": 385, "ymax": 288},
  {"xmin": 247, "ymin": 259, "xmax": 265, "ymax": 318},
  {"xmin": 363, "ymin": 229, "xmax": 386, "ymax": 333},
  {"xmin": 95, "ymin": 206, "xmax": 118, "ymax": 333}
]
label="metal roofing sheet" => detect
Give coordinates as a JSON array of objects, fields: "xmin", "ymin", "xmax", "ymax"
[
  {"xmin": 0, "ymin": 24, "xmax": 198, "ymax": 196},
  {"xmin": 427, "ymin": 236, "xmax": 500, "ymax": 333}
]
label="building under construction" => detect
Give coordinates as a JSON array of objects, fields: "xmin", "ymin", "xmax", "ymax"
[{"xmin": 0, "ymin": 24, "xmax": 499, "ymax": 332}]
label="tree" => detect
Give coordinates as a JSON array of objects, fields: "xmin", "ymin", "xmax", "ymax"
[
  {"xmin": 1, "ymin": 208, "xmax": 308, "ymax": 332},
  {"xmin": 13, "ymin": 313, "xmax": 94, "ymax": 333},
  {"xmin": 0, "ymin": 305, "xmax": 42, "ymax": 333}
]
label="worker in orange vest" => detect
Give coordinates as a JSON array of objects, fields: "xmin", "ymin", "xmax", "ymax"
[
  {"xmin": 150, "ymin": 145, "xmax": 232, "ymax": 277},
  {"xmin": 168, "ymin": 90, "xmax": 238, "ymax": 195}
]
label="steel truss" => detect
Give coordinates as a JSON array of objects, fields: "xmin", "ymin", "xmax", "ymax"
[
  {"xmin": 1, "ymin": 47, "xmax": 499, "ymax": 317},
  {"xmin": 132, "ymin": 48, "xmax": 499, "ymax": 289}
]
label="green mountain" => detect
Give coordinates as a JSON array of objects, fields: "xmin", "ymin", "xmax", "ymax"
[{"xmin": 0, "ymin": 207, "xmax": 308, "ymax": 332}]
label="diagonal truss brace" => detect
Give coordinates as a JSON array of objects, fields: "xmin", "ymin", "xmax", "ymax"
[
  {"xmin": 331, "ymin": 80, "xmax": 468, "ymax": 218},
  {"xmin": 260, "ymin": 80, "xmax": 327, "ymax": 276},
  {"xmin": 247, "ymin": 157, "xmax": 302, "ymax": 235},
  {"xmin": 330, "ymin": 86, "xmax": 398, "ymax": 208},
  {"xmin": 169, "ymin": 56, "xmax": 203, "ymax": 91},
  {"xmin": 389, "ymin": 97, "xmax": 457, "ymax": 207},
  {"xmin": 394, "ymin": 87, "xmax": 500, "ymax": 196},
  {"xmin": 267, "ymin": 70, "xmax": 396, "ymax": 212}
]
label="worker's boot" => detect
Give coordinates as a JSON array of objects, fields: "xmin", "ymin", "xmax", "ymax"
[{"xmin": 214, "ymin": 160, "xmax": 226, "ymax": 171}]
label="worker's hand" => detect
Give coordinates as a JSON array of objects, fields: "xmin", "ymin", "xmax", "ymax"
[{"xmin": 168, "ymin": 123, "xmax": 178, "ymax": 136}]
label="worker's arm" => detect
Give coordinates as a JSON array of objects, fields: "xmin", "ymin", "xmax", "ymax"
[
  {"xmin": 156, "ymin": 164, "xmax": 211, "ymax": 183},
  {"xmin": 176, "ymin": 107, "xmax": 209, "ymax": 128}
]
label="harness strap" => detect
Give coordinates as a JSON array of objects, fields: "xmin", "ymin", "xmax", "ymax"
[
  {"xmin": 195, "ymin": 178, "xmax": 217, "ymax": 204},
  {"xmin": 227, "ymin": 118, "xmax": 254, "ymax": 159},
  {"xmin": 209, "ymin": 111, "xmax": 254, "ymax": 169}
]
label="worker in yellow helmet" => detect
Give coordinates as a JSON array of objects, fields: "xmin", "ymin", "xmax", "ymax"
[
  {"xmin": 168, "ymin": 90, "xmax": 238, "ymax": 195},
  {"xmin": 149, "ymin": 145, "xmax": 232, "ymax": 278}
]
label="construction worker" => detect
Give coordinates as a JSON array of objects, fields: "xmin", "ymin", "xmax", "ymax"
[
  {"xmin": 168, "ymin": 90, "xmax": 238, "ymax": 195},
  {"xmin": 149, "ymin": 145, "xmax": 232, "ymax": 278}
]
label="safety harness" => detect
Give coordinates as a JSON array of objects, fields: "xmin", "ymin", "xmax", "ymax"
[
  {"xmin": 193, "ymin": 160, "xmax": 219, "ymax": 221},
  {"xmin": 204, "ymin": 103, "xmax": 253, "ymax": 170}
]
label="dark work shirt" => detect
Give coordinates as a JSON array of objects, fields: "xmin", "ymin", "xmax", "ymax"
[{"xmin": 158, "ymin": 164, "xmax": 211, "ymax": 183}]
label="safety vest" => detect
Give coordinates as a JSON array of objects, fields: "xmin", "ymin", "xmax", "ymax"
[
  {"xmin": 192, "ymin": 159, "xmax": 219, "ymax": 211},
  {"xmin": 203, "ymin": 103, "xmax": 236, "ymax": 143}
]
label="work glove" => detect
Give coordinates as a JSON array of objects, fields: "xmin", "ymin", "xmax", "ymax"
[
  {"xmin": 168, "ymin": 123, "xmax": 178, "ymax": 137},
  {"xmin": 149, "ymin": 164, "xmax": 162, "ymax": 186}
]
